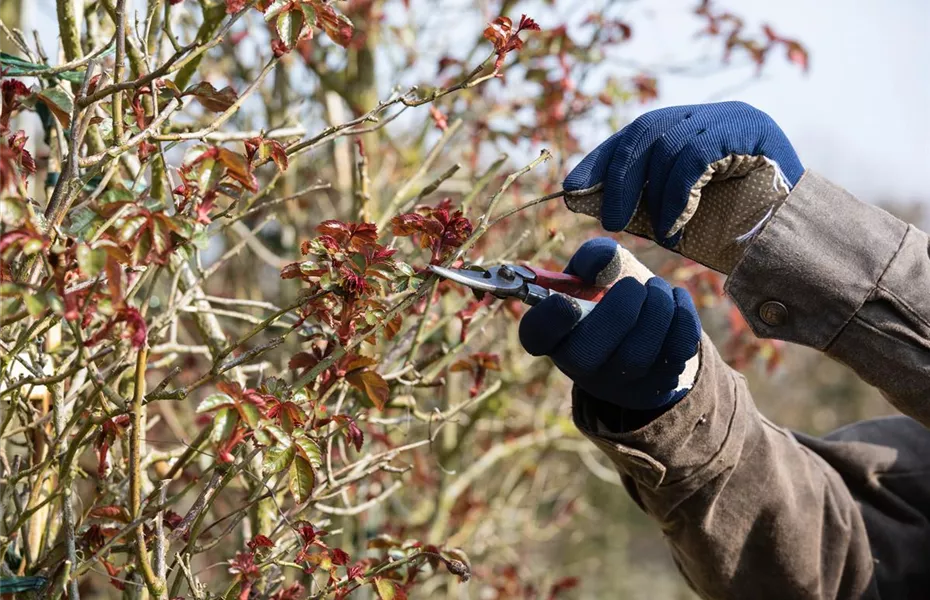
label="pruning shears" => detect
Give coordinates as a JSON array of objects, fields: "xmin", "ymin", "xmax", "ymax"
[{"xmin": 429, "ymin": 263, "xmax": 608, "ymax": 321}]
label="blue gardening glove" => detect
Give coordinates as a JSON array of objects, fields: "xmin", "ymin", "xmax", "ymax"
[
  {"xmin": 563, "ymin": 102, "xmax": 804, "ymax": 273},
  {"xmin": 519, "ymin": 238, "xmax": 702, "ymax": 411}
]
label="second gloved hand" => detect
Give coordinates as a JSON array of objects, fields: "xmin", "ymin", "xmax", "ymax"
[
  {"xmin": 563, "ymin": 102, "xmax": 804, "ymax": 273},
  {"xmin": 519, "ymin": 238, "xmax": 702, "ymax": 411}
]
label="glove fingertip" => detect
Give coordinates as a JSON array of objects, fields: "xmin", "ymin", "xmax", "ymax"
[
  {"xmin": 518, "ymin": 294, "xmax": 581, "ymax": 357},
  {"xmin": 665, "ymin": 287, "xmax": 701, "ymax": 361},
  {"xmin": 563, "ymin": 155, "xmax": 600, "ymax": 191},
  {"xmin": 565, "ymin": 237, "xmax": 620, "ymax": 283},
  {"xmin": 659, "ymin": 230, "xmax": 683, "ymax": 249},
  {"xmin": 645, "ymin": 276, "xmax": 674, "ymax": 296}
]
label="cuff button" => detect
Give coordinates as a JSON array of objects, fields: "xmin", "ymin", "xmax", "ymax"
[{"xmin": 759, "ymin": 300, "xmax": 787, "ymax": 326}]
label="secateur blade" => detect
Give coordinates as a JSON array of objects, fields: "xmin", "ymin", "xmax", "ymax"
[
  {"xmin": 428, "ymin": 265, "xmax": 503, "ymax": 294},
  {"xmin": 430, "ymin": 265, "xmax": 526, "ymax": 298}
]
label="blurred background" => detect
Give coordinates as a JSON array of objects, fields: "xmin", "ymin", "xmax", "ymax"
[
  {"xmin": 11, "ymin": 0, "xmax": 930, "ymax": 203},
  {"xmin": 3, "ymin": 0, "xmax": 928, "ymax": 597}
]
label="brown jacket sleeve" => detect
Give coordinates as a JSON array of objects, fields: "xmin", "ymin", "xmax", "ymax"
[
  {"xmin": 574, "ymin": 172, "xmax": 930, "ymax": 599},
  {"xmin": 574, "ymin": 337, "xmax": 877, "ymax": 599},
  {"xmin": 726, "ymin": 171, "xmax": 929, "ymax": 426}
]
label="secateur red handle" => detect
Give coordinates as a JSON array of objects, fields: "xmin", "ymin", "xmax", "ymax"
[{"xmin": 523, "ymin": 266, "xmax": 608, "ymax": 301}]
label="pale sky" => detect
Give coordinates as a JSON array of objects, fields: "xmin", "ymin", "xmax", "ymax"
[
  {"xmin": 23, "ymin": 0, "xmax": 929, "ymax": 203},
  {"xmin": 629, "ymin": 0, "xmax": 930, "ymax": 203}
]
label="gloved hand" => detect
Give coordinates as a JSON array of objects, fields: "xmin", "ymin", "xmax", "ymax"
[
  {"xmin": 563, "ymin": 102, "xmax": 804, "ymax": 273},
  {"xmin": 519, "ymin": 238, "xmax": 702, "ymax": 411}
]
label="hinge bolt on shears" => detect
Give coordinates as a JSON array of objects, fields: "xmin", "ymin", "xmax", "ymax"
[{"xmin": 429, "ymin": 262, "xmax": 609, "ymax": 321}]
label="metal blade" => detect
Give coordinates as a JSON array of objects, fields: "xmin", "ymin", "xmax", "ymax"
[{"xmin": 428, "ymin": 265, "xmax": 504, "ymax": 294}]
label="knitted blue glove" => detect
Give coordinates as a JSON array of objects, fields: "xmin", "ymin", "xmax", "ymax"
[
  {"xmin": 563, "ymin": 102, "xmax": 804, "ymax": 273},
  {"xmin": 519, "ymin": 238, "xmax": 701, "ymax": 411}
]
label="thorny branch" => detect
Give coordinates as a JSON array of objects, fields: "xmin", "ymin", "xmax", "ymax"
[{"xmin": 0, "ymin": 0, "xmax": 802, "ymax": 596}]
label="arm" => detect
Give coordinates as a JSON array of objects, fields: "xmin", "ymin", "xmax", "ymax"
[
  {"xmin": 726, "ymin": 171, "xmax": 930, "ymax": 427},
  {"xmin": 518, "ymin": 239, "xmax": 877, "ymax": 599},
  {"xmin": 574, "ymin": 338, "xmax": 876, "ymax": 600},
  {"xmin": 561, "ymin": 101, "xmax": 930, "ymax": 428}
]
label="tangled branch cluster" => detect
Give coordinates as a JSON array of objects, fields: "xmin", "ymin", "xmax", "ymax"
[{"xmin": 0, "ymin": 0, "xmax": 802, "ymax": 597}]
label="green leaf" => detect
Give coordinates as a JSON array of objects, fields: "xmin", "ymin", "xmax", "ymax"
[
  {"xmin": 157, "ymin": 79, "xmax": 182, "ymax": 103},
  {"xmin": 211, "ymin": 407, "xmax": 238, "ymax": 443},
  {"xmin": 299, "ymin": 3, "xmax": 316, "ymax": 36},
  {"xmin": 394, "ymin": 262, "xmax": 415, "ymax": 277},
  {"xmin": 117, "ymin": 215, "xmax": 146, "ymax": 244},
  {"xmin": 21, "ymin": 291, "xmax": 47, "ymax": 318},
  {"xmin": 262, "ymin": 422, "xmax": 290, "ymax": 444},
  {"xmin": 191, "ymin": 228, "xmax": 211, "ymax": 250},
  {"xmin": 45, "ymin": 291, "xmax": 63, "ymax": 315},
  {"xmin": 262, "ymin": 443, "xmax": 295, "ymax": 475},
  {"xmin": 130, "ymin": 228, "xmax": 152, "ymax": 265},
  {"xmin": 197, "ymin": 393, "xmax": 235, "ymax": 413},
  {"xmin": 150, "ymin": 217, "xmax": 171, "ymax": 256},
  {"xmin": 0, "ymin": 198, "xmax": 25, "ymax": 226},
  {"xmin": 292, "ymin": 432, "xmax": 321, "ymax": 468},
  {"xmin": 239, "ymin": 402, "xmax": 262, "ymax": 428},
  {"xmin": 99, "ymin": 189, "xmax": 134, "ymax": 205},
  {"xmin": 64, "ymin": 207, "xmax": 98, "ymax": 238},
  {"xmin": 372, "ymin": 578, "xmax": 398, "ymax": 600},
  {"xmin": 292, "ymin": 388, "xmax": 311, "ymax": 404},
  {"xmin": 253, "ymin": 428, "xmax": 273, "ymax": 446},
  {"xmin": 262, "ymin": 0, "xmax": 290, "ymax": 20},
  {"xmin": 76, "ymin": 244, "xmax": 106, "ymax": 277},
  {"xmin": 35, "ymin": 88, "xmax": 74, "ymax": 128},
  {"xmin": 287, "ymin": 455, "xmax": 315, "ymax": 503},
  {"xmin": 260, "ymin": 376, "xmax": 291, "ymax": 398},
  {"xmin": 22, "ymin": 238, "xmax": 44, "ymax": 255},
  {"xmin": 276, "ymin": 9, "xmax": 303, "ymax": 50}
]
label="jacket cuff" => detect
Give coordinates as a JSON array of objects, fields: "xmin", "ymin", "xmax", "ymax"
[
  {"xmin": 572, "ymin": 335, "xmax": 743, "ymax": 491},
  {"xmin": 724, "ymin": 170, "xmax": 908, "ymax": 350}
]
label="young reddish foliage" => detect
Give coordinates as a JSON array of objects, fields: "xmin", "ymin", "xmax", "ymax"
[
  {"xmin": 316, "ymin": 414, "xmax": 365, "ymax": 452},
  {"xmin": 632, "ymin": 74, "xmax": 659, "ymax": 104},
  {"xmin": 195, "ymin": 380, "xmax": 271, "ymax": 460},
  {"xmin": 0, "ymin": 79, "xmax": 34, "ymax": 188},
  {"xmin": 248, "ymin": 534, "xmax": 275, "ymax": 550},
  {"xmin": 483, "ymin": 14, "xmax": 542, "ymax": 71},
  {"xmin": 455, "ymin": 295, "xmax": 493, "ymax": 342},
  {"xmin": 225, "ymin": 0, "xmax": 248, "ymax": 13},
  {"xmin": 548, "ymin": 576, "xmax": 580, "ymax": 599},
  {"xmin": 391, "ymin": 198, "xmax": 473, "ymax": 264},
  {"xmin": 314, "ymin": 1, "xmax": 355, "ymax": 47},
  {"xmin": 228, "ymin": 551, "xmax": 261, "ymax": 600},
  {"xmin": 94, "ymin": 200, "xmax": 185, "ymax": 266},
  {"xmin": 86, "ymin": 306, "xmax": 148, "ymax": 349},
  {"xmin": 428, "ymin": 105, "xmax": 449, "ymax": 131},
  {"xmin": 290, "ymin": 345, "xmax": 389, "ymax": 409},
  {"xmin": 450, "ymin": 352, "xmax": 501, "ymax": 397},
  {"xmin": 94, "ymin": 415, "xmax": 130, "ymax": 477},
  {"xmin": 183, "ymin": 81, "xmax": 239, "ymax": 112},
  {"xmin": 244, "ymin": 134, "xmax": 289, "ymax": 171},
  {"xmin": 696, "ymin": 0, "xmax": 808, "ymax": 74},
  {"xmin": 270, "ymin": 582, "xmax": 306, "ymax": 600},
  {"xmin": 263, "ymin": 0, "xmax": 355, "ymax": 55},
  {"xmin": 0, "ymin": 79, "xmax": 29, "ymax": 141},
  {"xmin": 372, "ymin": 578, "xmax": 408, "ymax": 600},
  {"xmin": 283, "ymin": 220, "xmax": 413, "ymax": 375}
]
